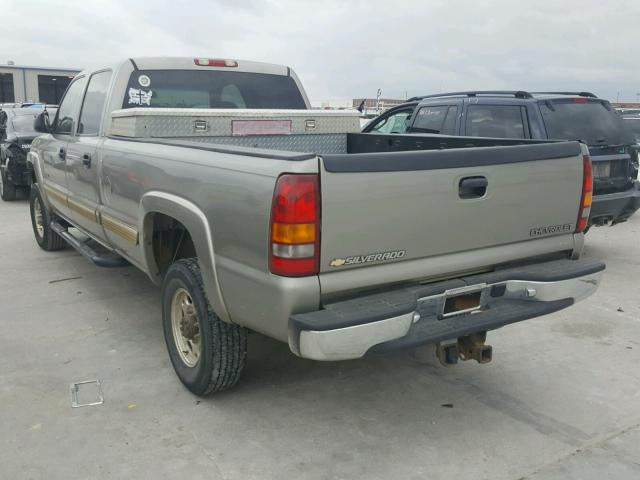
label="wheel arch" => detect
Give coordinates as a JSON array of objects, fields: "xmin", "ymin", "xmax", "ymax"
[{"xmin": 140, "ymin": 191, "xmax": 231, "ymax": 323}]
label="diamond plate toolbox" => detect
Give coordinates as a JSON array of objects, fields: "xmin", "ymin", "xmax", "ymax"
[{"xmin": 108, "ymin": 108, "xmax": 361, "ymax": 138}]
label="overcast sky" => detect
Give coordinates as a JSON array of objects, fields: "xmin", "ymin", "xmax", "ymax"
[{"xmin": 2, "ymin": 0, "xmax": 639, "ymax": 104}]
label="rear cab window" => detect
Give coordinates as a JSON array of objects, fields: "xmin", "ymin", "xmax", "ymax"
[
  {"xmin": 121, "ymin": 70, "xmax": 306, "ymax": 109},
  {"xmin": 539, "ymin": 99, "xmax": 634, "ymax": 146}
]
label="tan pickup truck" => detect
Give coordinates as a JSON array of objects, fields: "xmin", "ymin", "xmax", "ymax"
[{"xmin": 27, "ymin": 57, "xmax": 603, "ymax": 395}]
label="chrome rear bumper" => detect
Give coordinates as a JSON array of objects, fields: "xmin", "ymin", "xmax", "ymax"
[{"xmin": 289, "ymin": 258, "xmax": 604, "ymax": 361}]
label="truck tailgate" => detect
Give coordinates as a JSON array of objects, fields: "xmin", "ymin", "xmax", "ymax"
[{"xmin": 318, "ymin": 141, "xmax": 584, "ymax": 279}]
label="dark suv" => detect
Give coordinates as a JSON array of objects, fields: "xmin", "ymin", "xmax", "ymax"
[
  {"xmin": 363, "ymin": 91, "xmax": 640, "ymax": 228},
  {"xmin": 0, "ymin": 105, "xmax": 56, "ymax": 201}
]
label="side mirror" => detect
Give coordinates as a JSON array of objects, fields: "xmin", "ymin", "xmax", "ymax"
[{"xmin": 34, "ymin": 111, "xmax": 51, "ymax": 133}]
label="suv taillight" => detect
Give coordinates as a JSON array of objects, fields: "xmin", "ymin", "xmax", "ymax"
[
  {"xmin": 576, "ymin": 155, "xmax": 593, "ymax": 233},
  {"xmin": 269, "ymin": 174, "xmax": 320, "ymax": 277}
]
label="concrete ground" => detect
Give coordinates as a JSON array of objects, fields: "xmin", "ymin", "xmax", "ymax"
[{"xmin": 1, "ymin": 195, "xmax": 639, "ymax": 480}]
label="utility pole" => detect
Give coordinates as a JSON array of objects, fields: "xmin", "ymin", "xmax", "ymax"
[{"xmin": 376, "ymin": 88, "xmax": 382, "ymax": 112}]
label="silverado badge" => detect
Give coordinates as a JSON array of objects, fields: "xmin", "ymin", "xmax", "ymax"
[
  {"xmin": 330, "ymin": 250, "xmax": 406, "ymax": 267},
  {"xmin": 529, "ymin": 223, "xmax": 572, "ymax": 237}
]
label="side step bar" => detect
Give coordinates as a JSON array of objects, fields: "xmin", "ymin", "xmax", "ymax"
[{"xmin": 50, "ymin": 221, "xmax": 129, "ymax": 268}]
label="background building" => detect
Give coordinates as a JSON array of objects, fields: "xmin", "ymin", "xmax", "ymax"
[
  {"xmin": 612, "ymin": 102, "xmax": 640, "ymax": 109},
  {"xmin": 352, "ymin": 98, "xmax": 405, "ymax": 109},
  {"xmin": 0, "ymin": 63, "xmax": 81, "ymax": 104}
]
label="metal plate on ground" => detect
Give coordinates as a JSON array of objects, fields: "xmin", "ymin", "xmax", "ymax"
[{"xmin": 70, "ymin": 380, "xmax": 104, "ymax": 408}]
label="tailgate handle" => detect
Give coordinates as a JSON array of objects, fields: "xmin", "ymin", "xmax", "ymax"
[{"xmin": 459, "ymin": 176, "xmax": 487, "ymax": 199}]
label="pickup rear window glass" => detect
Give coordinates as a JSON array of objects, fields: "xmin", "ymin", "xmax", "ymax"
[
  {"xmin": 121, "ymin": 70, "xmax": 306, "ymax": 109},
  {"xmin": 410, "ymin": 105, "xmax": 458, "ymax": 134},
  {"xmin": 540, "ymin": 100, "xmax": 634, "ymax": 146},
  {"xmin": 465, "ymin": 105, "xmax": 526, "ymax": 139}
]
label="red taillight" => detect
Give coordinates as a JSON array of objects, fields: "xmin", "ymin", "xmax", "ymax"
[
  {"xmin": 576, "ymin": 155, "xmax": 593, "ymax": 233},
  {"xmin": 194, "ymin": 58, "xmax": 238, "ymax": 67},
  {"xmin": 269, "ymin": 174, "xmax": 320, "ymax": 277},
  {"xmin": 573, "ymin": 97, "xmax": 588, "ymax": 104}
]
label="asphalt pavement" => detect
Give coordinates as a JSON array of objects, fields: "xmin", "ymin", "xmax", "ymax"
[{"xmin": 1, "ymin": 194, "xmax": 639, "ymax": 480}]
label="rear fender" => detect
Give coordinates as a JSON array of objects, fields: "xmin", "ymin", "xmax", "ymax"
[{"xmin": 140, "ymin": 191, "xmax": 231, "ymax": 323}]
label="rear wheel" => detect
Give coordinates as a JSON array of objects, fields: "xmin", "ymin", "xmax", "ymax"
[
  {"xmin": 30, "ymin": 184, "xmax": 66, "ymax": 251},
  {"xmin": 0, "ymin": 168, "xmax": 17, "ymax": 201},
  {"xmin": 162, "ymin": 258, "xmax": 247, "ymax": 395}
]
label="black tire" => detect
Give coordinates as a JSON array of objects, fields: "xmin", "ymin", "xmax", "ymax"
[
  {"xmin": 0, "ymin": 168, "xmax": 17, "ymax": 201},
  {"xmin": 162, "ymin": 258, "xmax": 247, "ymax": 395},
  {"xmin": 29, "ymin": 184, "xmax": 66, "ymax": 251}
]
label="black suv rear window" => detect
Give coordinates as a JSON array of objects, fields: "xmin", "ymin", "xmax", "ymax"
[
  {"xmin": 540, "ymin": 100, "xmax": 633, "ymax": 146},
  {"xmin": 122, "ymin": 70, "xmax": 306, "ymax": 110}
]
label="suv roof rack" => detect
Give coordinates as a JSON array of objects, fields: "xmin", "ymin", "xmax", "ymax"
[
  {"xmin": 531, "ymin": 91, "xmax": 598, "ymax": 98},
  {"xmin": 408, "ymin": 90, "xmax": 534, "ymax": 101}
]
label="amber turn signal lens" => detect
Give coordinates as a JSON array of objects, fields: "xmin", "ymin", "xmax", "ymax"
[{"xmin": 271, "ymin": 222, "xmax": 316, "ymax": 244}]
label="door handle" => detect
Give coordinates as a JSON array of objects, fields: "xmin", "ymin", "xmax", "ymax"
[
  {"xmin": 459, "ymin": 176, "xmax": 488, "ymax": 199},
  {"xmin": 58, "ymin": 147, "xmax": 66, "ymax": 159},
  {"xmin": 82, "ymin": 153, "xmax": 92, "ymax": 168}
]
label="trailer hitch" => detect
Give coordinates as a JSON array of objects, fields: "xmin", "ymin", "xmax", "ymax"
[{"xmin": 436, "ymin": 332, "xmax": 492, "ymax": 366}]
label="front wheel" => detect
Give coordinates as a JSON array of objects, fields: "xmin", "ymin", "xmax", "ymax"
[
  {"xmin": 30, "ymin": 184, "xmax": 66, "ymax": 251},
  {"xmin": 162, "ymin": 258, "xmax": 247, "ymax": 395}
]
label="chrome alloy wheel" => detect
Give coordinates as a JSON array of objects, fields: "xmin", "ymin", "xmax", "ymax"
[
  {"xmin": 170, "ymin": 288, "xmax": 201, "ymax": 368},
  {"xmin": 33, "ymin": 196, "xmax": 45, "ymax": 238}
]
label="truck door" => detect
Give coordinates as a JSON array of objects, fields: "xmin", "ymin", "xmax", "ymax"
[
  {"xmin": 65, "ymin": 70, "xmax": 112, "ymax": 239},
  {"xmin": 40, "ymin": 75, "xmax": 88, "ymax": 220}
]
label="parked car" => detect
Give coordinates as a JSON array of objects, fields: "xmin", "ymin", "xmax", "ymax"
[
  {"xmin": 363, "ymin": 91, "xmax": 640, "ymax": 228},
  {"xmin": 28, "ymin": 58, "xmax": 603, "ymax": 395},
  {"xmin": 0, "ymin": 105, "xmax": 56, "ymax": 200}
]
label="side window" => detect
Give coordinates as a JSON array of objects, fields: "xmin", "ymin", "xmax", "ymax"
[
  {"xmin": 465, "ymin": 105, "xmax": 526, "ymax": 139},
  {"xmin": 78, "ymin": 71, "xmax": 112, "ymax": 135},
  {"xmin": 410, "ymin": 105, "xmax": 450, "ymax": 133},
  {"xmin": 370, "ymin": 109, "xmax": 414, "ymax": 134},
  {"xmin": 52, "ymin": 76, "xmax": 88, "ymax": 135}
]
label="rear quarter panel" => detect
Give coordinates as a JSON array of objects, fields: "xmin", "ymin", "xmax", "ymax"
[{"xmin": 99, "ymin": 138, "xmax": 320, "ymax": 339}]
